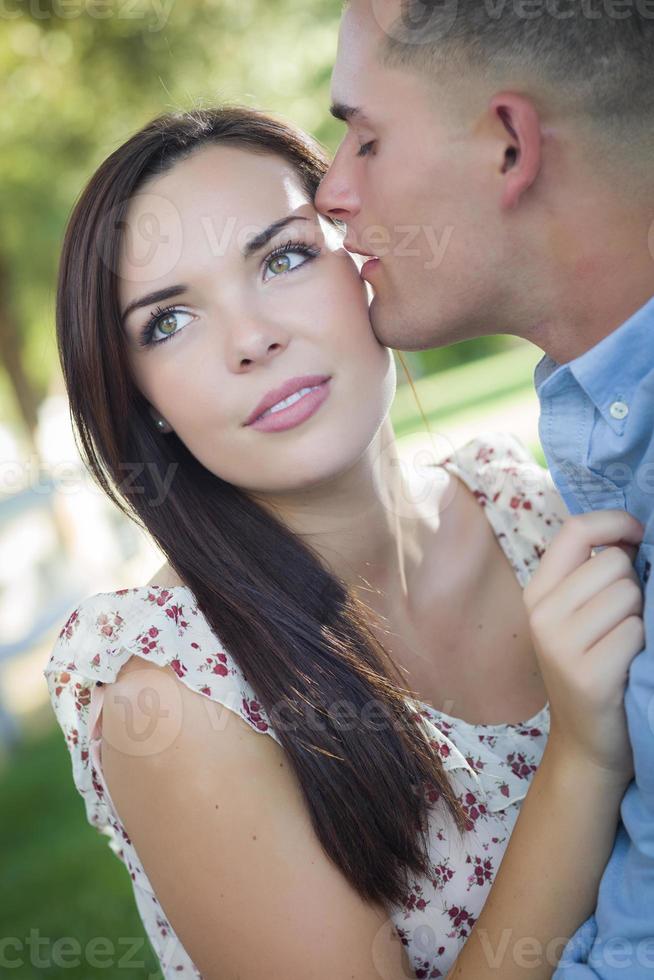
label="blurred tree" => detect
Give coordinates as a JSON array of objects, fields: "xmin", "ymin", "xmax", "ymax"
[
  {"xmin": 0, "ymin": 0, "xmax": 344, "ymax": 446},
  {"xmin": 1, "ymin": 0, "xmax": 515, "ymax": 450}
]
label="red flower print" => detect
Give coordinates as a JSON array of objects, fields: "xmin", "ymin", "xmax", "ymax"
[
  {"xmin": 91, "ymin": 766, "xmax": 104, "ymax": 798},
  {"xmin": 506, "ymin": 751, "xmax": 537, "ymax": 780},
  {"xmin": 517, "ymin": 727, "xmax": 543, "ymax": 738},
  {"xmin": 96, "ymin": 611, "xmax": 124, "ymax": 639},
  {"xmin": 59, "ymin": 608, "xmax": 80, "ymax": 641},
  {"xmin": 165, "ymin": 603, "xmax": 189, "ymax": 630},
  {"xmin": 134, "ymin": 626, "xmax": 160, "ymax": 657},
  {"xmin": 415, "ymin": 960, "xmax": 443, "ymax": 979},
  {"xmin": 459, "ymin": 790, "xmax": 488, "ymax": 831},
  {"xmin": 475, "ymin": 446, "xmax": 495, "ymax": 464},
  {"xmin": 75, "ymin": 684, "xmax": 91, "ymax": 710},
  {"xmin": 402, "ymin": 882, "xmax": 430, "ymax": 917},
  {"xmin": 466, "ymin": 855, "xmax": 494, "ymax": 890},
  {"xmin": 242, "ymin": 697, "xmax": 269, "ymax": 732},
  {"xmin": 431, "ymin": 861, "xmax": 454, "ymax": 890},
  {"xmin": 445, "ymin": 904, "xmax": 476, "ymax": 940},
  {"xmin": 170, "ymin": 658, "xmax": 187, "ymax": 679}
]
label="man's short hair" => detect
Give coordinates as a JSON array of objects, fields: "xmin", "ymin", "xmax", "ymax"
[{"xmin": 381, "ymin": 0, "xmax": 654, "ymax": 130}]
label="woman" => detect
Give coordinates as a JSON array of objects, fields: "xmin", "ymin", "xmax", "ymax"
[{"xmin": 44, "ymin": 106, "xmax": 644, "ymax": 980}]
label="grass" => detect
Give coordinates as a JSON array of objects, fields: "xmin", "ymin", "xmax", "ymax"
[
  {"xmin": 2, "ymin": 344, "xmax": 547, "ymax": 977},
  {"xmin": 1, "ymin": 718, "xmax": 163, "ymax": 979},
  {"xmin": 390, "ymin": 342, "xmax": 542, "ymax": 438}
]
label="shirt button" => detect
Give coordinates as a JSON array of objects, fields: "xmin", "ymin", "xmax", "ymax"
[{"xmin": 609, "ymin": 401, "xmax": 629, "ymax": 421}]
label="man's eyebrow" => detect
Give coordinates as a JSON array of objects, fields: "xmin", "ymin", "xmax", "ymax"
[
  {"xmin": 121, "ymin": 284, "xmax": 188, "ymax": 325},
  {"xmin": 242, "ymin": 215, "xmax": 310, "ymax": 258},
  {"xmin": 329, "ymin": 102, "xmax": 368, "ymax": 125}
]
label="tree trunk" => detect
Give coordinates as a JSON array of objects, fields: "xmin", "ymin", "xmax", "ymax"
[{"xmin": 0, "ymin": 251, "xmax": 41, "ymax": 459}]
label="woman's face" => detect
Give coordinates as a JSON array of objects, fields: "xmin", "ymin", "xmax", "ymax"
[{"xmin": 118, "ymin": 144, "xmax": 396, "ymax": 495}]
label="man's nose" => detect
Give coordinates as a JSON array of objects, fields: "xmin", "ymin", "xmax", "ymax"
[{"xmin": 315, "ymin": 154, "xmax": 360, "ymax": 223}]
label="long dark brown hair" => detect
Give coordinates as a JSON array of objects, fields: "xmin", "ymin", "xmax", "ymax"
[{"xmin": 56, "ymin": 105, "xmax": 464, "ymax": 910}]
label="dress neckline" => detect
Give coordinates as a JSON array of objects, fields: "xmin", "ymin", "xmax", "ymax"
[
  {"xmin": 106, "ymin": 582, "xmax": 549, "ymax": 734},
  {"xmin": 115, "ymin": 445, "xmax": 549, "ymax": 733}
]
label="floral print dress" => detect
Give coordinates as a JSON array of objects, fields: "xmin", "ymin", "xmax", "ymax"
[{"xmin": 43, "ymin": 433, "xmax": 568, "ymax": 979}]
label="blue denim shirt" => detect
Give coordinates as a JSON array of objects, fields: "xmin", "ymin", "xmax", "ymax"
[{"xmin": 535, "ymin": 295, "xmax": 654, "ymax": 977}]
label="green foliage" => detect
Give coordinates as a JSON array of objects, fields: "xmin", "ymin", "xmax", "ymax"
[{"xmin": 0, "ymin": 720, "xmax": 162, "ymax": 977}]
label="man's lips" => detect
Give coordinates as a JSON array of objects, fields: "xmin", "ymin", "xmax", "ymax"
[{"xmin": 343, "ymin": 238, "xmax": 379, "ymax": 260}]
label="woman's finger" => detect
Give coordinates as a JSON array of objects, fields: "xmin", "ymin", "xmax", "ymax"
[
  {"xmin": 530, "ymin": 546, "xmax": 638, "ymax": 623},
  {"xmin": 586, "ymin": 615, "xmax": 646, "ymax": 687},
  {"xmin": 568, "ymin": 577, "xmax": 644, "ymax": 654},
  {"xmin": 524, "ymin": 511, "xmax": 644, "ymax": 611}
]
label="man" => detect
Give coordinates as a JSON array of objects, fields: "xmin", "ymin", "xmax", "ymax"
[{"xmin": 315, "ymin": 1, "xmax": 654, "ymax": 976}]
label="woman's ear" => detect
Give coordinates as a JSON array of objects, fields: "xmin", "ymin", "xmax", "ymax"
[{"xmin": 489, "ymin": 91, "xmax": 543, "ymax": 210}]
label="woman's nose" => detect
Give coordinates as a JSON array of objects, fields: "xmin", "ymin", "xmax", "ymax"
[{"xmin": 227, "ymin": 322, "xmax": 290, "ymax": 372}]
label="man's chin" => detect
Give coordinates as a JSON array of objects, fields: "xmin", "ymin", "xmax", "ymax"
[{"xmin": 368, "ymin": 292, "xmax": 457, "ymax": 353}]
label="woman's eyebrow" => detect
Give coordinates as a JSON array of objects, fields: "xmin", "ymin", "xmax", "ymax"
[
  {"xmin": 121, "ymin": 215, "xmax": 310, "ymax": 323},
  {"xmin": 242, "ymin": 215, "xmax": 309, "ymax": 258},
  {"xmin": 121, "ymin": 284, "xmax": 188, "ymax": 325}
]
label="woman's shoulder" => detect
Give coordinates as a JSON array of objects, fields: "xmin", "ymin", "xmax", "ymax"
[
  {"xmin": 439, "ymin": 431, "xmax": 569, "ymax": 583},
  {"xmin": 43, "ymin": 584, "xmax": 281, "ymax": 746}
]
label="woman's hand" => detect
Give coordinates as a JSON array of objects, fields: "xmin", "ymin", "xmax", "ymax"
[{"xmin": 523, "ymin": 510, "xmax": 645, "ymax": 782}]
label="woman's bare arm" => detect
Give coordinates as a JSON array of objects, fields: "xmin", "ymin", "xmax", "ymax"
[{"xmin": 101, "ymin": 656, "xmax": 414, "ymax": 980}]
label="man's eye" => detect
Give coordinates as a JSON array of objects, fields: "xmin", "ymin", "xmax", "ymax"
[{"xmin": 357, "ymin": 140, "xmax": 376, "ymax": 158}]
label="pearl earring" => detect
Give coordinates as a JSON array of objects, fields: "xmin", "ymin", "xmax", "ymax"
[{"xmin": 156, "ymin": 418, "xmax": 167, "ymax": 431}]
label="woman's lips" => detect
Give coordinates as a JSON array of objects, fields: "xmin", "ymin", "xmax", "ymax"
[{"xmin": 248, "ymin": 378, "xmax": 332, "ymax": 433}]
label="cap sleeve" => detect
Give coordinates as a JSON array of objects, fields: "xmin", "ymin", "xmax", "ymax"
[
  {"xmin": 44, "ymin": 586, "xmax": 478, "ymax": 827},
  {"xmin": 43, "ymin": 587, "xmax": 284, "ymax": 827},
  {"xmin": 440, "ymin": 431, "xmax": 569, "ymax": 588}
]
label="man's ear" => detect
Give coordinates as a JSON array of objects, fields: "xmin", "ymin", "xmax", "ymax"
[{"xmin": 489, "ymin": 92, "xmax": 543, "ymax": 210}]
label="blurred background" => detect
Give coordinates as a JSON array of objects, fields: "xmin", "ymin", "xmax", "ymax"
[{"xmin": 0, "ymin": 1, "xmax": 544, "ymax": 975}]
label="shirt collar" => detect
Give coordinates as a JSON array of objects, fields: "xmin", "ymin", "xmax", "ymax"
[{"xmin": 534, "ymin": 294, "xmax": 654, "ymax": 431}]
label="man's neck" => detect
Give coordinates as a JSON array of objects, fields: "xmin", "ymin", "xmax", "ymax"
[
  {"xmin": 520, "ymin": 177, "xmax": 654, "ymax": 364},
  {"xmin": 528, "ymin": 275, "xmax": 654, "ymax": 366}
]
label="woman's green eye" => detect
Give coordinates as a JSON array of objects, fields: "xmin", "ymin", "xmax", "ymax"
[
  {"xmin": 158, "ymin": 313, "xmax": 178, "ymax": 335},
  {"xmin": 268, "ymin": 254, "xmax": 292, "ymax": 275},
  {"xmin": 264, "ymin": 248, "xmax": 313, "ymax": 281}
]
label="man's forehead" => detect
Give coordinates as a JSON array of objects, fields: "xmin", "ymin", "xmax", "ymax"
[
  {"xmin": 340, "ymin": 0, "xmax": 400, "ymax": 39},
  {"xmin": 332, "ymin": 2, "xmax": 387, "ymax": 112}
]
